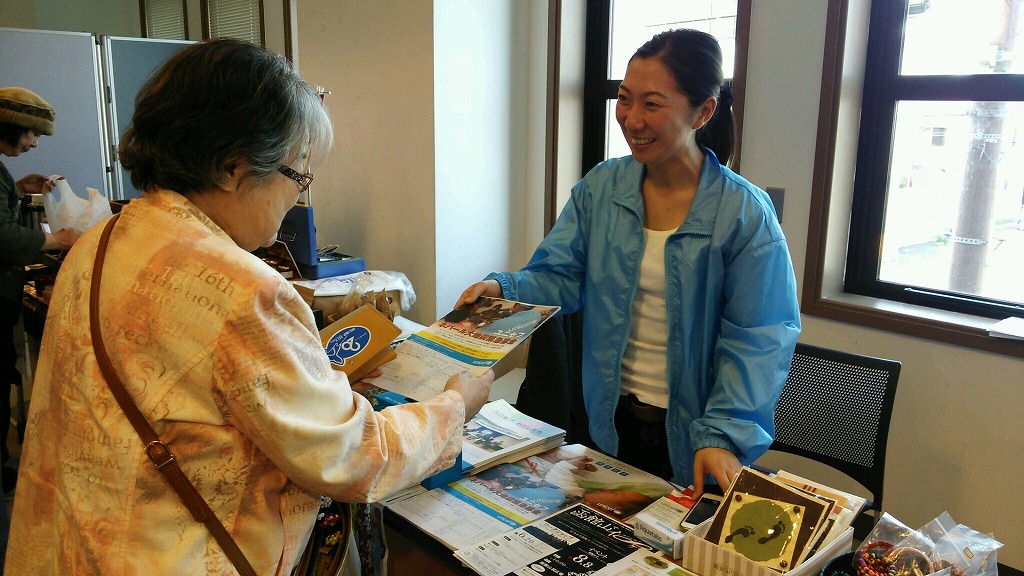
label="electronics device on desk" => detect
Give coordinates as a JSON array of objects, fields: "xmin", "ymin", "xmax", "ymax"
[
  {"xmin": 679, "ymin": 493, "xmax": 723, "ymax": 532},
  {"xmin": 278, "ymin": 203, "xmax": 365, "ymax": 279}
]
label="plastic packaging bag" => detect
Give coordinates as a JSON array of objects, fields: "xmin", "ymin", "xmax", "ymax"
[
  {"xmin": 920, "ymin": 512, "xmax": 1002, "ymax": 576},
  {"xmin": 856, "ymin": 512, "xmax": 1003, "ymax": 576},
  {"xmin": 41, "ymin": 177, "xmax": 113, "ymax": 233},
  {"xmin": 292, "ymin": 270, "xmax": 417, "ymax": 323}
]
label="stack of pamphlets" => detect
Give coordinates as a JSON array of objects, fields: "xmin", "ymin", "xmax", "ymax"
[
  {"xmin": 461, "ymin": 399, "xmax": 565, "ymax": 476},
  {"xmin": 700, "ymin": 467, "xmax": 863, "ymax": 573},
  {"xmin": 387, "ymin": 444, "xmax": 676, "ymax": 551}
]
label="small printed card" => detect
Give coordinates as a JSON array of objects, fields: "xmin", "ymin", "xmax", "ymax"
[{"xmin": 320, "ymin": 304, "xmax": 401, "ymax": 382}]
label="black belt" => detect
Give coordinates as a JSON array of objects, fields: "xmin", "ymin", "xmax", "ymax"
[{"xmin": 622, "ymin": 394, "xmax": 667, "ymax": 423}]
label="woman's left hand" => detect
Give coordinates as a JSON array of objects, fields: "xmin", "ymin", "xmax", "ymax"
[
  {"xmin": 692, "ymin": 447, "xmax": 741, "ymax": 497},
  {"xmin": 17, "ymin": 173, "xmax": 57, "ymax": 195}
]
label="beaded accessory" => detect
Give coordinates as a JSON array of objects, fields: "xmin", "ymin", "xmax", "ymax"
[
  {"xmin": 856, "ymin": 541, "xmax": 895, "ymax": 576},
  {"xmin": 889, "ymin": 546, "xmax": 933, "ymax": 576},
  {"xmin": 855, "ymin": 540, "xmax": 943, "ymax": 576}
]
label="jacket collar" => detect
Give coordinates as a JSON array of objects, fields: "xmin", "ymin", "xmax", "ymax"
[{"xmin": 610, "ymin": 147, "xmax": 724, "ymax": 235}]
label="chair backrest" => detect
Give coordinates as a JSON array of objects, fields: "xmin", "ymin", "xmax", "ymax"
[
  {"xmin": 517, "ymin": 311, "xmax": 593, "ymax": 447},
  {"xmin": 771, "ymin": 342, "xmax": 901, "ymax": 535}
]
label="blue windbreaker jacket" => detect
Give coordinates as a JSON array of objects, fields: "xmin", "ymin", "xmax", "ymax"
[{"xmin": 488, "ymin": 151, "xmax": 801, "ymax": 487}]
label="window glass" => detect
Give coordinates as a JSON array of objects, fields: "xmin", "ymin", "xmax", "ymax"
[
  {"xmin": 845, "ymin": 0, "xmax": 1024, "ymax": 319},
  {"xmin": 598, "ymin": 0, "xmax": 739, "ymax": 163},
  {"xmin": 901, "ymin": 1, "xmax": 1023, "ymax": 75},
  {"xmin": 604, "ymin": 100, "xmax": 630, "ymax": 161},
  {"xmin": 207, "ymin": 0, "xmax": 263, "ymax": 45},
  {"xmin": 609, "ymin": 0, "xmax": 737, "ymax": 80},
  {"xmin": 880, "ymin": 100, "xmax": 1024, "ymax": 305},
  {"xmin": 144, "ymin": 0, "xmax": 187, "ymax": 40}
]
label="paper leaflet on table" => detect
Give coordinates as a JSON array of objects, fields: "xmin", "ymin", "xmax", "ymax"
[
  {"xmin": 386, "ymin": 444, "xmax": 674, "ymax": 551},
  {"xmin": 461, "ymin": 399, "xmax": 565, "ymax": 475},
  {"xmin": 454, "ymin": 503, "xmax": 657, "ymax": 576}
]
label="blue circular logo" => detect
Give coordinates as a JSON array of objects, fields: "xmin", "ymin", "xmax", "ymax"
[{"xmin": 325, "ymin": 326, "xmax": 371, "ymax": 366}]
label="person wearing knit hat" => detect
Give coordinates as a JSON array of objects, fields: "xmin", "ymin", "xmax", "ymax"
[
  {"xmin": 0, "ymin": 87, "xmax": 57, "ymax": 137},
  {"xmin": 0, "ymin": 86, "xmax": 81, "ymax": 497}
]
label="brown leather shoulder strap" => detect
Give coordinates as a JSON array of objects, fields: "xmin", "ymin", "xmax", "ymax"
[{"xmin": 89, "ymin": 213, "xmax": 258, "ymax": 576}]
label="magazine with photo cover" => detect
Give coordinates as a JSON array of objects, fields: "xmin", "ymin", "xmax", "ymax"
[
  {"xmin": 461, "ymin": 399, "xmax": 565, "ymax": 475},
  {"xmin": 387, "ymin": 444, "xmax": 675, "ymax": 551},
  {"xmin": 367, "ymin": 296, "xmax": 559, "ymax": 401}
]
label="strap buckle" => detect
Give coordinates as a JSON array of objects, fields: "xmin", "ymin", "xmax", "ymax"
[{"xmin": 145, "ymin": 440, "xmax": 176, "ymax": 471}]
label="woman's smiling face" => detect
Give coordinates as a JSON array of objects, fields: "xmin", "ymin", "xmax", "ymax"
[{"xmin": 615, "ymin": 57, "xmax": 708, "ymax": 168}]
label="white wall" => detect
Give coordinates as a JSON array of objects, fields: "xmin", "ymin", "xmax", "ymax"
[
  {"xmin": 296, "ymin": 1, "xmax": 438, "ymax": 325},
  {"xmin": 434, "ymin": 0, "xmax": 526, "ymax": 318},
  {"xmin": 740, "ymin": 1, "xmax": 1023, "ymax": 568},
  {"xmin": 299, "ymin": 0, "xmax": 545, "ymax": 326},
  {"xmin": 0, "ymin": 0, "xmax": 140, "ymax": 37}
]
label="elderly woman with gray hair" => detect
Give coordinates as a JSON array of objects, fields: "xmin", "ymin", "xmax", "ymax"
[{"xmin": 6, "ymin": 39, "xmax": 491, "ymax": 575}]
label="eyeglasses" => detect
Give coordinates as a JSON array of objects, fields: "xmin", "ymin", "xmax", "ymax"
[{"xmin": 277, "ymin": 164, "xmax": 314, "ymax": 193}]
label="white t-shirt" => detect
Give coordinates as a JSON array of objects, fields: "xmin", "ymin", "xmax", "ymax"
[{"xmin": 620, "ymin": 227, "xmax": 672, "ymax": 408}]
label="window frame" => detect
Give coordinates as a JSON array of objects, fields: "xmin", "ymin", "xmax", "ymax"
[
  {"xmin": 845, "ymin": 0, "xmax": 1024, "ymax": 320},
  {"xmin": 805, "ymin": 0, "xmax": 1024, "ymax": 358},
  {"xmin": 140, "ymin": 0, "xmax": 292, "ymax": 59},
  {"xmin": 580, "ymin": 0, "xmax": 751, "ymax": 176}
]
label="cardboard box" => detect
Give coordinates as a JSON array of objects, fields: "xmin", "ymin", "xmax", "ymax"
[
  {"xmin": 320, "ymin": 304, "xmax": 401, "ymax": 382},
  {"xmin": 632, "ymin": 495, "xmax": 691, "ymax": 558},
  {"xmin": 681, "ymin": 520, "xmax": 853, "ymax": 576}
]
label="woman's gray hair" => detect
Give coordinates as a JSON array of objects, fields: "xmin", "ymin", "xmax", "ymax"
[{"xmin": 118, "ymin": 38, "xmax": 333, "ymax": 195}]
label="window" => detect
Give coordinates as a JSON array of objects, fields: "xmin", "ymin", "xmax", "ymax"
[
  {"xmin": 141, "ymin": 0, "xmax": 268, "ymax": 46},
  {"xmin": 202, "ymin": 0, "xmax": 264, "ymax": 45},
  {"xmin": 806, "ymin": 0, "xmax": 1024, "ymax": 357},
  {"xmin": 141, "ymin": 0, "xmax": 188, "ymax": 40},
  {"xmin": 846, "ymin": 0, "xmax": 1024, "ymax": 320},
  {"xmin": 581, "ymin": 0, "xmax": 750, "ymax": 174}
]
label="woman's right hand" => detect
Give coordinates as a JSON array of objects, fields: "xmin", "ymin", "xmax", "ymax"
[
  {"xmin": 42, "ymin": 228, "xmax": 82, "ymax": 251},
  {"xmin": 455, "ymin": 280, "xmax": 502, "ymax": 310},
  {"xmin": 443, "ymin": 369, "xmax": 494, "ymax": 423}
]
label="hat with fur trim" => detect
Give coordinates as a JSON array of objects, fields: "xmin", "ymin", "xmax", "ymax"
[{"xmin": 0, "ymin": 87, "xmax": 56, "ymax": 135}]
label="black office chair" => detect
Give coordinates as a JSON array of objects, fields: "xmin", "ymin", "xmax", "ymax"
[{"xmin": 769, "ymin": 342, "xmax": 901, "ymax": 540}]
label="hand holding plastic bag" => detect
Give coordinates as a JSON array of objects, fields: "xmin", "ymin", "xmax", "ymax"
[{"xmin": 41, "ymin": 177, "xmax": 113, "ymax": 233}]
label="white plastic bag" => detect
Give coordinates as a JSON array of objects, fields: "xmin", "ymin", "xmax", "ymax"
[{"xmin": 41, "ymin": 177, "xmax": 113, "ymax": 233}]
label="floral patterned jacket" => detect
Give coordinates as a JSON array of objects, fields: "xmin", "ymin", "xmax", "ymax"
[{"xmin": 6, "ymin": 190, "xmax": 465, "ymax": 575}]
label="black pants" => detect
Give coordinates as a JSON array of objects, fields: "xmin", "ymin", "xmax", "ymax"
[
  {"xmin": 613, "ymin": 394, "xmax": 673, "ymax": 481},
  {"xmin": 1, "ymin": 298, "xmax": 22, "ymax": 465}
]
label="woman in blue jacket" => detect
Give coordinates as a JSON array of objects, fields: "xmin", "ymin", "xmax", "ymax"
[{"xmin": 458, "ymin": 29, "xmax": 800, "ymax": 495}]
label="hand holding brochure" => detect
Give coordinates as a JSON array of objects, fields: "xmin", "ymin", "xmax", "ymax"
[{"xmin": 368, "ymin": 296, "xmax": 559, "ymax": 401}]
